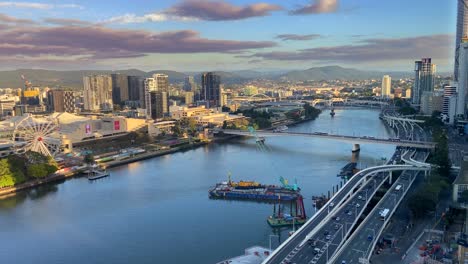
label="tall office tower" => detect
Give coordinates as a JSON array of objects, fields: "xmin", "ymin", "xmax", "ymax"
[
  {"xmin": 153, "ymin": 74, "xmax": 169, "ymax": 92},
  {"xmin": 47, "ymin": 90, "xmax": 75, "ymax": 113},
  {"xmin": 149, "ymin": 91, "xmax": 165, "ymax": 119},
  {"xmin": 411, "ymin": 58, "xmax": 435, "ymax": 106},
  {"xmin": 183, "ymin": 76, "xmax": 196, "ymax": 92},
  {"xmin": 455, "ymin": 0, "xmax": 468, "ymax": 81},
  {"xmin": 443, "ymin": 83, "xmax": 458, "ymax": 116},
  {"xmin": 381, "ymin": 75, "xmax": 391, "ymax": 98},
  {"xmin": 128, "ymin": 76, "xmax": 145, "ymax": 107},
  {"xmin": 201, "ymin": 72, "xmax": 221, "ymax": 108},
  {"xmin": 111, "ymin": 74, "xmax": 129, "ymax": 104},
  {"xmin": 144, "ymin": 78, "xmax": 156, "ymax": 118},
  {"xmin": 153, "ymin": 74, "xmax": 169, "ymax": 113},
  {"xmin": 457, "ymin": 41, "xmax": 468, "ymax": 117},
  {"xmin": 83, "ymin": 75, "xmax": 113, "ymax": 111}
]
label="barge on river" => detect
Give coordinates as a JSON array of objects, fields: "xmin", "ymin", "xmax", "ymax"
[{"xmin": 209, "ymin": 174, "xmax": 301, "ymax": 202}]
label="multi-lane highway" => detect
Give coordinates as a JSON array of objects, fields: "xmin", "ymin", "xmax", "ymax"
[{"xmin": 330, "ymin": 151, "xmax": 429, "ymax": 264}]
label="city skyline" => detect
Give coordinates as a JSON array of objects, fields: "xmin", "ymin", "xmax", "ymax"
[{"xmin": 0, "ymin": 0, "xmax": 459, "ymax": 72}]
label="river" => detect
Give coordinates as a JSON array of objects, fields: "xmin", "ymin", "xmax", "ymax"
[{"xmin": 0, "ymin": 109, "xmax": 395, "ymax": 264}]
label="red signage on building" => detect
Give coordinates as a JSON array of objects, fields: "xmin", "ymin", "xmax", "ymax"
[{"xmin": 114, "ymin": 121, "xmax": 120, "ymax": 130}]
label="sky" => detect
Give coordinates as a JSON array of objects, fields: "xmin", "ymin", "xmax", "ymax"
[{"xmin": 0, "ymin": 0, "xmax": 459, "ymax": 72}]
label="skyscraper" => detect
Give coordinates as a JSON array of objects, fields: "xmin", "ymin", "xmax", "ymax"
[
  {"xmin": 201, "ymin": 72, "xmax": 221, "ymax": 108},
  {"xmin": 111, "ymin": 74, "xmax": 129, "ymax": 104},
  {"xmin": 153, "ymin": 74, "xmax": 169, "ymax": 113},
  {"xmin": 457, "ymin": 41, "xmax": 468, "ymax": 117},
  {"xmin": 47, "ymin": 90, "xmax": 75, "ymax": 113},
  {"xmin": 381, "ymin": 75, "xmax": 391, "ymax": 98},
  {"xmin": 411, "ymin": 58, "xmax": 435, "ymax": 106},
  {"xmin": 128, "ymin": 76, "xmax": 145, "ymax": 108},
  {"xmin": 83, "ymin": 75, "xmax": 113, "ymax": 111},
  {"xmin": 183, "ymin": 76, "xmax": 196, "ymax": 92},
  {"xmin": 455, "ymin": 0, "xmax": 468, "ymax": 81},
  {"xmin": 144, "ymin": 78, "xmax": 156, "ymax": 118},
  {"xmin": 149, "ymin": 91, "xmax": 165, "ymax": 119},
  {"xmin": 443, "ymin": 83, "xmax": 457, "ymax": 117}
]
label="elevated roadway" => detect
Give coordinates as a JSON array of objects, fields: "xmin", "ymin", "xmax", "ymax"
[
  {"xmin": 330, "ymin": 151, "xmax": 430, "ymax": 264},
  {"xmin": 262, "ymin": 160, "xmax": 430, "ymax": 264}
]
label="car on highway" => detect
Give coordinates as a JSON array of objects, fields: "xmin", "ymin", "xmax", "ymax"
[
  {"xmin": 334, "ymin": 224, "xmax": 340, "ymax": 230},
  {"xmin": 307, "ymin": 238, "xmax": 317, "ymax": 246},
  {"xmin": 329, "ymin": 202, "xmax": 335, "ymax": 207},
  {"xmin": 368, "ymin": 234, "xmax": 373, "ymax": 241},
  {"xmin": 358, "ymin": 195, "xmax": 363, "ymax": 200},
  {"xmin": 356, "ymin": 203, "xmax": 360, "ymax": 208},
  {"xmin": 325, "ymin": 235, "xmax": 332, "ymax": 240},
  {"xmin": 347, "ymin": 211, "xmax": 352, "ymax": 215},
  {"xmin": 335, "ymin": 216, "xmax": 340, "ymax": 221},
  {"xmin": 314, "ymin": 248, "xmax": 320, "ymax": 255}
]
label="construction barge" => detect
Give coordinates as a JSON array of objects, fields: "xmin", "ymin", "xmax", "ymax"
[{"xmin": 209, "ymin": 175, "xmax": 301, "ymax": 202}]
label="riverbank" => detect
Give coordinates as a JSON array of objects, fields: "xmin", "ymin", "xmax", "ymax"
[{"xmin": 0, "ymin": 135, "xmax": 240, "ymax": 199}]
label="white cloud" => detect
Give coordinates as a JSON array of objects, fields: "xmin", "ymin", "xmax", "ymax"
[
  {"xmin": 106, "ymin": 13, "xmax": 196, "ymax": 24},
  {"xmin": 0, "ymin": 2, "xmax": 83, "ymax": 9}
]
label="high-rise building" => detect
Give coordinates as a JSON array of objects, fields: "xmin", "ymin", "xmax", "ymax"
[
  {"xmin": 201, "ymin": 72, "xmax": 221, "ymax": 108},
  {"xmin": 183, "ymin": 76, "xmax": 196, "ymax": 92},
  {"xmin": 443, "ymin": 84, "xmax": 458, "ymax": 116},
  {"xmin": 381, "ymin": 75, "xmax": 391, "ymax": 98},
  {"xmin": 185, "ymin": 91, "xmax": 194, "ymax": 106},
  {"xmin": 455, "ymin": 0, "xmax": 468, "ymax": 81},
  {"xmin": 153, "ymin": 74, "xmax": 169, "ymax": 113},
  {"xmin": 128, "ymin": 76, "xmax": 145, "ymax": 108},
  {"xmin": 47, "ymin": 90, "xmax": 75, "ymax": 113},
  {"xmin": 149, "ymin": 91, "xmax": 166, "ymax": 119},
  {"xmin": 111, "ymin": 74, "xmax": 129, "ymax": 104},
  {"xmin": 457, "ymin": 41, "xmax": 468, "ymax": 117},
  {"xmin": 411, "ymin": 58, "xmax": 435, "ymax": 106},
  {"xmin": 83, "ymin": 75, "xmax": 113, "ymax": 111},
  {"xmin": 144, "ymin": 78, "xmax": 156, "ymax": 118}
]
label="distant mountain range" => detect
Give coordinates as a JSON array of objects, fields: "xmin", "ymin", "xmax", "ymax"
[{"xmin": 0, "ymin": 66, "xmax": 415, "ymax": 89}]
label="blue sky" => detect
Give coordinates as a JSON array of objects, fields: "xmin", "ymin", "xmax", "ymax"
[{"xmin": 0, "ymin": 0, "xmax": 459, "ymax": 72}]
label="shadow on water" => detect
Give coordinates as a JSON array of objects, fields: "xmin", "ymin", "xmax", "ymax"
[{"xmin": 0, "ymin": 181, "xmax": 61, "ymax": 210}]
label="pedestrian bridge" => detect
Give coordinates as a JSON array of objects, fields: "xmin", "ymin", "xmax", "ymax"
[{"xmin": 218, "ymin": 129, "xmax": 436, "ymax": 149}]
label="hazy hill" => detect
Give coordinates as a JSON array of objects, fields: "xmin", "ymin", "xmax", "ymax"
[{"xmin": 0, "ymin": 66, "xmax": 414, "ymax": 89}]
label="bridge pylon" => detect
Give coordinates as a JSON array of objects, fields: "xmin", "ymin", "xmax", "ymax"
[{"xmin": 352, "ymin": 144, "xmax": 361, "ymax": 153}]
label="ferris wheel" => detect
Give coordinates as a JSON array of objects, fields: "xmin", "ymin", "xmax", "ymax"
[{"xmin": 12, "ymin": 115, "xmax": 61, "ymax": 157}]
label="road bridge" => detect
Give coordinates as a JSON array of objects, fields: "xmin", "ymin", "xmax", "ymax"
[{"xmin": 218, "ymin": 129, "xmax": 435, "ymax": 149}]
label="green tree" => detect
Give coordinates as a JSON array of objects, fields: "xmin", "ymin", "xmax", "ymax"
[
  {"xmin": 84, "ymin": 153, "xmax": 95, "ymax": 164},
  {"xmin": 27, "ymin": 164, "xmax": 49, "ymax": 178}
]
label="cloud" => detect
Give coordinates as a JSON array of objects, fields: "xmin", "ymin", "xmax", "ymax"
[
  {"xmin": 106, "ymin": 13, "xmax": 188, "ymax": 24},
  {"xmin": 108, "ymin": 0, "xmax": 282, "ymax": 23},
  {"xmin": 247, "ymin": 34, "xmax": 453, "ymax": 62},
  {"xmin": 0, "ymin": 13, "xmax": 35, "ymax": 24},
  {"xmin": 43, "ymin": 18, "xmax": 94, "ymax": 26},
  {"xmin": 276, "ymin": 34, "xmax": 321, "ymax": 41},
  {"xmin": 166, "ymin": 0, "xmax": 282, "ymax": 21},
  {"xmin": 0, "ymin": 23, "xmax": 276, "ymax": 61},
  {"xmin": 290, "ymin": 0, "xmax": 338, "ymax": 15},
  {"xmin": 0, "ymin": 2, "xmax": 82, "ymax": 9}
]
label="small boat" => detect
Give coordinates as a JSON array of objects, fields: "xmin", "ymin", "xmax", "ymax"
[
  {"xmin": 87, "ymin": 169, "xmax": 110, "ymax": 180},
  {"xmin": 330, "ymin": 108, "xmax": 336, "ymax": 117},
  {"xmin": 273, "ymin": 125, "xmax": 288, "ymax": 133}
]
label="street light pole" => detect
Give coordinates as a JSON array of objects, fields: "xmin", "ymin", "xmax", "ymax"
[{"xmin": 269, "ymin": 235, "xmax": 279, "ymax": 251}]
